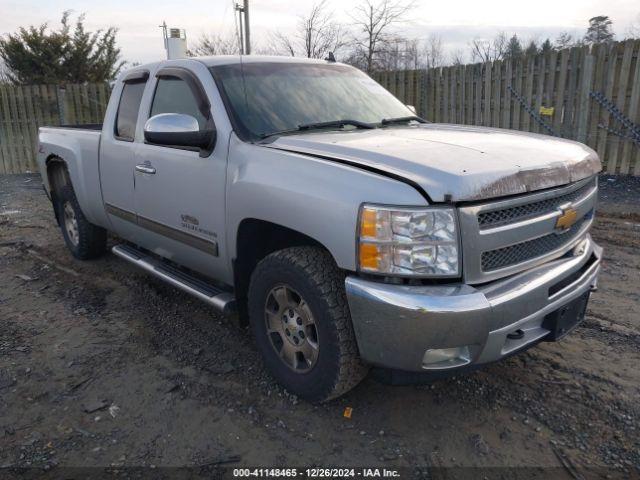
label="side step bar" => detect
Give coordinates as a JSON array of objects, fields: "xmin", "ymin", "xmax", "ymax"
[{"xmin": 112, "ymin": 244, "xmax": 236, "ymax": 316}]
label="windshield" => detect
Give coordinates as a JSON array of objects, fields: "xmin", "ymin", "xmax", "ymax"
[{"xmin": 210, "ymin": 62, "xmax": 414, "ymax": 140}]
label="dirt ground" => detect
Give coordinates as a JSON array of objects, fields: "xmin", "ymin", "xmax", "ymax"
[{"xmin": 1, "ymin": 173, "xmax": 639, "ymax": 478}]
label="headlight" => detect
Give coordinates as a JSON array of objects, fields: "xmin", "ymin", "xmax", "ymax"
[{"xmin": 358, "ymin": 204, "xmax": 460, "ymax": 277}]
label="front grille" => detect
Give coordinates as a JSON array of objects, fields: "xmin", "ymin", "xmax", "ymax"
[
  {"xmin": 481, "ymin": 213, "xmax": 591, "ymax": 272},
  {"xmin": 478, "ymin": 179, "xmax": 595, "ymax": 229}
]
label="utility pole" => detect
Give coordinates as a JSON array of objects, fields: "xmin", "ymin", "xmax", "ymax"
[
  {"xmin": 243, "ymin": 0, "xmax": 250, "ymax": 54},
  {"xmin": 159, "ymin": 21, "xmax": 168, "ymax": 57},
  {"xmin": 234, "ymin": 2, "xmax": 247, "ymax": 55}
]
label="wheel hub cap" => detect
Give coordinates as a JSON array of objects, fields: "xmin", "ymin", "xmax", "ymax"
[
  {"xmin": 264, "ymin": 285, "xmax": 319, "ymax": 372},
  {"xmin": 63, "ymin": 202, "xmax": 79, "ymax": 246}
]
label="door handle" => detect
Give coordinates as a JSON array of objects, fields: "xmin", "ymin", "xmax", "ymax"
[{"xmin": 135, "ymin": 163, "xmax": 156, "ymax": 174}]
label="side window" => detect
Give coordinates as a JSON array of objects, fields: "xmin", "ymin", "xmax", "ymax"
[
  {"xmin": 150, "ymin": 77, "xmax": 207, "ymax": 129},
  {"xmin": 115, "ymin": 81, "xmax": 146, "ymax": 141}
]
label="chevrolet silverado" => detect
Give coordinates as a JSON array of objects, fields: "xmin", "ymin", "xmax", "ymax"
[{"xmin": 37, "ymin": 56, "xmax": 602, "ymax": 402}]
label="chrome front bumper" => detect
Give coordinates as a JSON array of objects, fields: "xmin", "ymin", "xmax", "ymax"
[{"xmin": 345, "ymin": 234, "xmax": 602, "ymax": 372}]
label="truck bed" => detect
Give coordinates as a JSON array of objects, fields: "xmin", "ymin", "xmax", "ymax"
[
  {"xmin": 38, "ymin": 125, "xmax": 105, "ymax": 227},
  {"xmin": 50, "ymin": 124, "xmax": 103, "ymax": 131}
]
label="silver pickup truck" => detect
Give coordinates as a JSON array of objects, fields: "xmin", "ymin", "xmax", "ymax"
[{"xmin": 37, "ymin": 56, "xmax": 602, "ymax": 402}]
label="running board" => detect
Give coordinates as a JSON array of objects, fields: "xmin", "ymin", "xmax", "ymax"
[{"xmin": 112, "ymin": 244, "xmax": 236, "ymax": 316}]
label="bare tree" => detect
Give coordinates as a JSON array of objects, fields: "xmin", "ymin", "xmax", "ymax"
[
  {"xmin": 423, "ymin": 34, "xmax": 445, "ymax": 69},
  {"xmin": 349, "ymin": 0, "xmax": 416, "ymax": 72},
  {"xmin": 342, "ymin": 45, "xmax": 369, "ymax": 70},
  {"xmin": 368, "ymin": 34, "xmax": 444, "ymax": 71},
  {"xmin": 375, "ymin": 36, "xmax": 403, "ymax": 70},
  {"xmin": 189, "ymin": 30, "xmax": 284, "ymax": 57},
  {"xmin": 450, "ymin": 48, "xmax": 466, "ymax": 66},
  {"xmin": 554, "ymin": 31, "xmax": 574, "ymax": 49},
  {"xmin": 375, "ymin": 36, "xmax": 416, "ymax": 70},
  {"xmin": 272, "ymin": 0, "xmax": 345, "ymax": 58},
  {"xmin": 627, "ymin": 13, "xmax": 640, "ymax": 38},
  {"xmin": 188, "ymin": 32, "xmax": 241, "ymax": 56},
  {"xmin": 469, "ymin": 32, "xmax": 507, "ymax": 63},
  {"xmin": 271, "ymin": 31, "xmax": 297, "ymax": 56},
  {"xmin": 301, "ymin": 0, "xmax": 346, "ymax": 58},
  {"xmin": 404, "ymin": 38, "xmax": 420, "ymax": 69}
]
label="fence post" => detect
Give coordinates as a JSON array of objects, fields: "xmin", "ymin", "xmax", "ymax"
[
  {"xmin": 0, "ymin": 85, "xmax": 14, "ymax": 174},
  {"xmin": 56, "ymin": 86, "xmax": 67, "ymax": 125},
  {"xmin": 4, "ymin": 85, "xmax": 26, "ymax": 173},
  {"xmin": 607, "ymin": 41, "xmax": 634, "ymax": 174},
  {"xmin": 622, "ymin": 40, "xmax": 640, "ymax": 175},
  {"xmin": 576, "ymin": 53, "xmax": 595, "ymax": 144},
  {"xmin": 473, "ymin": 63, "xmax": 486, "ymax": 125}
]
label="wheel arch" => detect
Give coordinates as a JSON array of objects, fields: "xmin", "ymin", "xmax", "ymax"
[
  {"xmin": 233, "ymin": 218, "xmax": 336, "ymax": 323},
  {"xmin": 45, "ymin": 156, "xmax": 72, "ymax": 224}
]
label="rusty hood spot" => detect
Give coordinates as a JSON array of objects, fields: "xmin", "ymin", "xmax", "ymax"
[{"xmin": 472, "ymin": 154, "xmax": 601, "ymax": 201}]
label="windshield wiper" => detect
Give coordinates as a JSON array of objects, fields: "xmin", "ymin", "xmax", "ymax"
[
  {"xmin": 259, "ymin": 119, "xmax": 375, "ymax": 140},
  {"xmin": 299, "ymin": 119, "xmax": 375, "ymax": 131},
  {"xmin": 380, "ymin": 115, "xmax": 428, "ymax": 126}
]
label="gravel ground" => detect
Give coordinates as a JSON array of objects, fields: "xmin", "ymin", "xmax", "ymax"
[
  {"xmin": 0, "ymin": 173, "xmax": 639, "ymax": 478},
  {"xmin": 598, "ymin": 174, "xmax": 640, "ymax": 215}
]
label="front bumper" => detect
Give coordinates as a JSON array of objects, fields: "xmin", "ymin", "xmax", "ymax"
[{"xmin": 345, "ymin": 234, "xmax": 602, "ymax": 372}]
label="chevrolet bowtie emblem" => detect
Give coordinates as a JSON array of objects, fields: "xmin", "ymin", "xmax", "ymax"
[{"xmin": 556, "ymin": 206, "xmax": 578, "ymax": 230}]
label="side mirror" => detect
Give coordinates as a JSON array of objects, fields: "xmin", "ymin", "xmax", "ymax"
[
  {"xmin": 406, "ymin": 105, "xmax": 417, "ymax": 114},
  {"xmin": 144, "ymin": 113, "xmax": 216, "ymax": 152}
]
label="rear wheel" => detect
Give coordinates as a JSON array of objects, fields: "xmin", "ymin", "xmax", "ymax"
[
  {"xmin": 55, "ymin": 185, "xmax": 107, "ymax": 260},
  {"xmin": 248, "ymin": 247, "xmax": 368, "ymax": 402}
]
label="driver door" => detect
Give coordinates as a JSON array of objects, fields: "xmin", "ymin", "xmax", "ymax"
[{"xmin": 132, "ymin": 67, "xmax": 227, "ymax": 281}]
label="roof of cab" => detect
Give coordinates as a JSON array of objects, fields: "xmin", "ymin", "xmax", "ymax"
[
  {"xmin": 196, "ymin": 55, "xmax": 337, "ymax": 67},
  {"xmin": 122, "ymin": 55, "xmax": 340, "ymax": 73},
  {"xmin": 117, "ymin": 55, "xmax": 346, "ymax": 82}
]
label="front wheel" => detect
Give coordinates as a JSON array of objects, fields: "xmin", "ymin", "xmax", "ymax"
[
  {"xmin": 248, "ymin": 247, "xmax": 368, "ymax": 402},
  {"xmin": 55, "ymin": 185, "xmax": 107, "ymax": 260}
]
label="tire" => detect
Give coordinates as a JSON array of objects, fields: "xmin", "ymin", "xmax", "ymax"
[
  {"xmin": 55, "ymin": 184, "xmax": 107, "ymax": 260},
  {"xmin": 248, "ymin": 246, "xmax": 369, "ymax": 402}
]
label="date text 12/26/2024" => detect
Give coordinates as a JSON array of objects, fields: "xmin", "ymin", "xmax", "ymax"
[{"xmin": 232, "ymin": 468, "xmax": 401, "ymax": 478}]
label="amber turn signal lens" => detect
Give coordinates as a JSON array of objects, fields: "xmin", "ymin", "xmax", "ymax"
[
  {"xmin": 360, "ymin": 208, "xmax": 378, "ymax": 238},
  {"xmin": 359, "ymin": 243, "xmax": 380, "ymax": 270}
]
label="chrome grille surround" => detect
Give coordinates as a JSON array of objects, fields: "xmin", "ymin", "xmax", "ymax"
[{"xmin": 458, "ymin": 176, "xmax": 598, "ymax": 284}]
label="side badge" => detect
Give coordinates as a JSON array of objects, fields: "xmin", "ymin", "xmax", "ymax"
[{"xmin": 181, "ymin": 214, "xmax": 200, "ymax": 226}]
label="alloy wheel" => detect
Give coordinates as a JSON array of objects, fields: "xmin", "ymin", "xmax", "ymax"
[{"xmin": 264, "ymin": 284, "xmax": 319, "ymax": 372}]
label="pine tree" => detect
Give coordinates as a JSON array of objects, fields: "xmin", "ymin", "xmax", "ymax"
[
  {"xmin": 505, "ymin": 35, "xmax": 523, "ymax": 59},
  {"xmin": 584, "ymin": 16, "xmax": 615, "ymax": 44},
  {"xmin": 524, "ymin": 40, "xmax": 539, "ymax": 56},
  {"xmin": 0, "ymin": 11, "xmax": 124, "ymax": 84}
]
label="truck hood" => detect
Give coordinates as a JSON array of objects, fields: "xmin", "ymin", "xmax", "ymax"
[{"xmin": 267, "ymin": 124, "xmax": 601, "ymax": 202}]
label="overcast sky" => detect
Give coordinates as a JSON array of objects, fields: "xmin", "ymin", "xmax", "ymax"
[{"xmin": 1, "ymin": 0, "xmax": 639, "ymax": 64}]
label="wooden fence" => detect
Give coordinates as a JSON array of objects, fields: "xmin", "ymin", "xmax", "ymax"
[
  {"xmin": 1, "ymin": 40, "xmax": 639, "ymax": 174},
  {"xmin": 372, "ymin": 39, "xmax": 640, "ymax": 175},
  {"xmin": 0, "ymin": 83, "xmax": 110, "ymax": 174}
]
